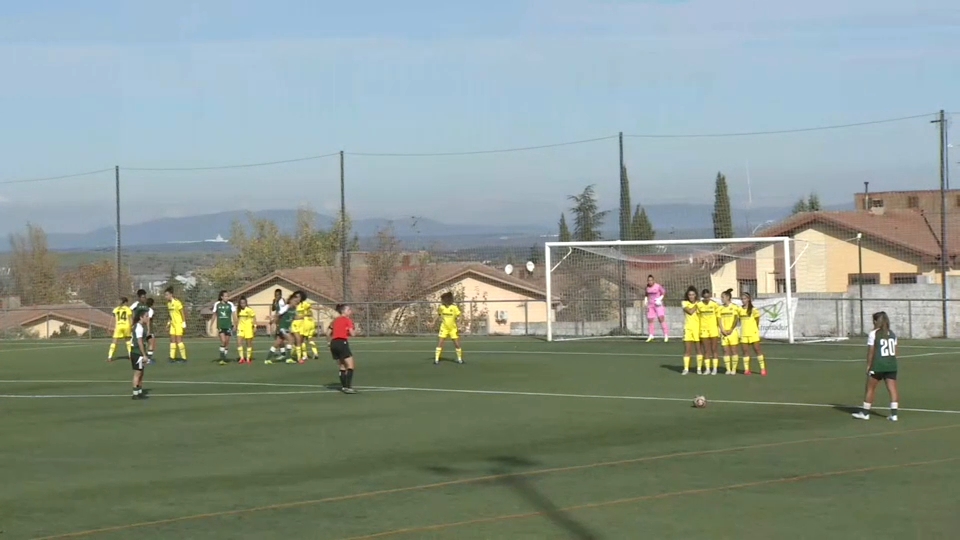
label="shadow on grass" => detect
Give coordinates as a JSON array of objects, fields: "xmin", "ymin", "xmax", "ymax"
[
  {"xmin": 488, "ymin": 456, "xmax": 601, "ymax": 540},
  {"xmin": 659, "ymin": 364, "xmax": 684, "ymax": 374},
  {"xmin": 831, "ymin": 404, "xmax": 885, "ymax": 418}
]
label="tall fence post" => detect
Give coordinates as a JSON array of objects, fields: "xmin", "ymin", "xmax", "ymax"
[{"xmin": 115, "ymin": 165, "xmax": 122, "ymax": 297}]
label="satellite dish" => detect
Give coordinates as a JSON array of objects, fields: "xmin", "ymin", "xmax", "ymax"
[
  {"xmin": 504, "ymin": 264, "xmax": 514, "ymax": 275},
  {"xmin": 525, "ymin": 261, "xmax": 535, "ymax": 273}
]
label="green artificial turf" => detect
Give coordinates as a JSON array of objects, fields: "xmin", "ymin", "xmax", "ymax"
[{"xmin": 1, "ymin": 337, "xmax": 958, "ymax": 539}]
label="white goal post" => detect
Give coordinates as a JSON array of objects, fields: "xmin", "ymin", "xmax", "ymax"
[{"xmin": 544, "ymin": 237, "xmax": 821, "ymax": 344}]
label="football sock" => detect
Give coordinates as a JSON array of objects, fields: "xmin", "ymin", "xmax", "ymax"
[
  {"xmin": 345, "ymin": 369, "xmax": 354, "ymax": 388},
  {"xmin": 126, "ymin": 343, "xmax": 132, "ymax": 356},
  {"xmin": 293, "ymin": 346, "xmax": 301, "ymax": 360},
  {"xmin": 723, "ymin": 355, "xmax": 731, "ymax": 372},
  {"xmin": 247, "ymin": 347, "xmax": 254, "ymax": 360},
  {"xmin": 310, "ymin": 341, "xmax": 319, "ymax": 357},
  {"xmin": 177, "ymin": 343, "xmax": 187, "ymax": 360},
  {"xmin": 237, "ymin": 346, "xmax": 244, "ymax": 359},
  {"xmin": 712, "ymin": 358, "xmax": 719, "ymax": 370},
  {"xmin": 696, "ymin": 355, "xmax": 704, "ymax": 371},
  {"xmin": 169, "ymin": 343, "xmax": 177, "ymax": 359},
  {"xmin": 862, "ymin": 402, "xmax": 872, "ymax": 415},
  {"xmin": 648, "ymin": 321, "xmax": 655, "ymax": 335},
  {"xmin": 890, "ymin": 401, "xmax": 898, "ymax": 417},
  {"xmin": 285, "ymin": 345, "xmax": 293, "ymax": 356},
  {"xmin": 683, "ymin": 356, "xmax": 691, "ymax": 371},
  {"xmin": 435, "ymin": 347, "xmax": 442, "ymax": 362},
  {"xmin": 269, "ymin": 346, "xmax": 277, "ymax": 358},
  {"xmin": 456, "ymin": 348, "xmax": 463, "ymax": 361},
  {"xmin": 731, "ymin": 355, "xmax": 740, "ymax": 371},
  {"xmin": 743, "ymin": 356, "xmax": 751, "ymax": 371},
  {"xmin": 108, "ymin": 343, "xmax": 116, "ymax": 359},
  {"xmin": 758, "ymin": 355, "xmax": 766, "ymax": 370},
  {"xmin": 339, "ymin": 370, "xmax": 347, "ymax": 388}
]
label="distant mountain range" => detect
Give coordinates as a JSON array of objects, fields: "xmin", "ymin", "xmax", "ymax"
[{"xmin": 1, "ymin": 203, "xmax": 851, "ymax": 252}]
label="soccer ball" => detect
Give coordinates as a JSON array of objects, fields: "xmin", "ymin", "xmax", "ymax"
[{"xmin": 693, "ymin": 395, "xmax": 707, "ymax": 408}]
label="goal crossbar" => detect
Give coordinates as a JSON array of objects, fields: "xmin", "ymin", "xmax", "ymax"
[{"xmin": 544, "ymin": 237, "xmax": 796, "ymax": 343}]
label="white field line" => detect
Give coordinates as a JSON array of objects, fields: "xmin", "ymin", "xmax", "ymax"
[
  {"xmin": 0, "ymin": 388, "xmax": 399, "ymax": 399},
  {"xmin": 360, "ymin": 385, "xmax": 960, "ymax": 415}
]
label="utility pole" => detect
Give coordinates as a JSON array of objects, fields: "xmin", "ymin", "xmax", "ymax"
[
  {"xmin": 617, "ymin": 132, "xmax": 627, "ymax": 333},
  {"xmin": 339, "ymin": 151, "xmax": 349, "ymax": 303},
  {"xmin": 931, "ymin": 111, "xmax": 948, "ymax": 337},
  {"xmin": 115, "ymin": 166, "xmax": 122, "ymax": 297}
]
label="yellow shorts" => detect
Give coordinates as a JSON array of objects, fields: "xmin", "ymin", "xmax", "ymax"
[
  {"xmin": 300, "ymin": 319, "xmax": 317, "ymax": 339},
  {"xmin": 740, "ymin": 334, "xmax": 760, "ymax": 345},
  {"xmin": 238, "ymin": 327, "xmax": 255, "ymax": 340},
  {"xmin": 683, "ymin": 326, "xmax": 700, "ymax": 342},
  {"xmin": 721, "ymin": 331, "xmax": 740, "ymax": 347},
  {"xmin": 291, "ymin": 320, "xmax": 304, "ymax": 335},
  {"xmin": 439, "ymin": 325, "xmax": 459, "ymax": 340},
  {"xmin": 700, "ymin": 328, "xmax": 719, "ymax": 339},
  {"xmin": 169, "ymin": 322, "xmax": 184, "ymax": 337},
  {"xmin": 113, "ymin": 326, "xmax": 131, "ymax": 340}
]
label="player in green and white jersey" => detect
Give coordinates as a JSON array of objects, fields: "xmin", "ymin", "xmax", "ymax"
[
  {"xmin": 213, "ymin": 290, "xmax": 238, "ymax": 364},
  {"xmin": 130, "ymin": 289, "xmax": 156, "ymax": 363},
  {"xmin": 852, "ymin": 311, "xmax": 900, "ymax": 422},
  {"xmin": 266, "ymin": 293, "xmax": 299, "ymax": 364}
]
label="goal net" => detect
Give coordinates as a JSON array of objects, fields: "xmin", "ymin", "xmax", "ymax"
[{"xmin": 544, "ymin": 237, "xmax": 847, "ymax": 344}]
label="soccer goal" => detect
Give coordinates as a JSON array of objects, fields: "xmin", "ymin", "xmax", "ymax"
[{"xmin": 544, "ymin": 237, "xmax": 847, "ymax": 344}]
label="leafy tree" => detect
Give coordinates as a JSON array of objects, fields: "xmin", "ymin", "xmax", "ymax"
[
  {"xmin": 712, "ymin": 172, "xmax": 734, "ymax": 239},
  {"xmin": 619, "ymin": 165, "xmax": 631, "ymax": 241},
  {"xmin": 63, "ymin": 261, "xmax": 133, "ymax": 308},
  {"xmin": 807, "ymin": 192, "xmax": 822, "ymax": 211},
  {"xmin": 558, "ymin": 213, "xmax": 572, "ymax": 242},
  {"xmin": 50, "ymin": 323, "xmax": 79, "ymax": 339},
  {"xmin": 205, "ymin": 208, "xmax": 357, "ymax": 291},
  {"xmin": 569, "ymin": 185, "xmax": 607, "ymax": 242},
  {"xmin": 9, "ymin": 224, "xmax": 64, "ymax": 305},
  {"xmin": 630, "ymin": 205, "xmax": 655, "ymax": 242},
  {"xmin": 791, "ymin": 198, "xmax": 809, "ymax": 214}
]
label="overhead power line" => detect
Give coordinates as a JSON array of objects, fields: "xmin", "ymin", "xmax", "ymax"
[
  {"xmin": 0, "ymin": 168, "xmax": 114, "ymax": 185},
  {"xmin": 123, "ymin": 152, "xmax": 342, "ymax": 171},
  {"xmin": 624, "ymin": 113, "xmax": 935, "ymax": 139},
  {"xmin": 344, "ymin": 135, "xmax": 618, "ymax": 157}
]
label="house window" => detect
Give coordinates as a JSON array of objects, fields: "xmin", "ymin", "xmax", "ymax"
[
  {"xmin": 738, "ymin": 279, "xmax": 757, "ymax": 297},
  {"xmin": 955, "ymin": 195, "xmax": 960, "ymax": 208},
  {"xmin": 775, "ymin": 278, "xmax": 797, "ymax": 293},
  {"xmin": 907, "ymin": 196, "xmax": 919, "ymax": 209},
  {"xmin": 890, "ymin": 273, "xmax": 919, "ymax": 285},
  {"xmin": 848, "ymin": 273, "xmax": 880, "ymax": 285},
  {"xmin": 871, "ymin": 199, "xmax": 884, "ymax": 208}
]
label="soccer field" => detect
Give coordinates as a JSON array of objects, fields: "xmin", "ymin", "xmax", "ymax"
[{"xmin": 1, "ymin": 337, "xmax": 958, "ymax": 539}]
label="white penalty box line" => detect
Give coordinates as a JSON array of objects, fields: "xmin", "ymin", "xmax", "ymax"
[{"xmin": 0, "ymin": 379, "xmax": 401, "ymax": 399}]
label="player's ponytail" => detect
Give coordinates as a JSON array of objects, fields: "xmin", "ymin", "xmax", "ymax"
[
  {"xmin": 721, "ymin": 289, "xmax": 733, "ymax": 302},
  {"xmin": 873, "ymin": 311, "xmax": 890, "ymax": 339}
]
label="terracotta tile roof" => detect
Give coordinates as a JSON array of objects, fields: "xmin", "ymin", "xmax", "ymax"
[
  {"xmin": 226, "ymin": 262, "xmax": 547, "ymax": 304},
  {"xmin": 0, "ymin": 302, "xmax": 114, "ymax": 332},
  {"xmin": 755, "ymin": 209, "xmax": 960, "ymax": 261}
]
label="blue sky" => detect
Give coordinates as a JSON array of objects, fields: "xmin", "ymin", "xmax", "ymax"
[{"xmin": 0, "ymin": 0, "xmax": 958, "ymax": 233}]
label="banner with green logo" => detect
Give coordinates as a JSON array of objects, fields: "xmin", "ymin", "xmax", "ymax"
[{"xmin": 734, "ymin": 296, "xmax": 797, "ymax": 341}]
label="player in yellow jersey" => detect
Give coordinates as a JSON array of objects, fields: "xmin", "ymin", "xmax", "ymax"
[
  {"xmin": 680, "ymin": 286, "xmax": 702, "ymax": 375},
  {"xmin": 294, "ymin": 291, "xmax": 318, "ymax": 363},
  {"xmin": 718, "ymin": 289, "xmax": 741, "ymax": 375},
  {"xmin": 697, "ymin": 289, "xmax": 721, "ymax": 375},
  {"xmin": 738, "ymin": 292, "xmax": 766, "ymax": 376},
  {"xmin": 434, "ymin": 291, "xmax": 463, "ymax": 365},
  {"xmin": 108, "ymin": 297, "xmax": 133, "ymax": 361},
  {"xmin": 236, "ymin": 296, "xmax": 257, "ymax": 364},
  {"xmin": 164, "ymin": 286, "xmax": 188, "ymax": 363}
]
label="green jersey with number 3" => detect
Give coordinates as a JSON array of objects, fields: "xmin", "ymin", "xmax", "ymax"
[
  {"xmin": 869, "ymin": 329, "xmax": 897, "ymax": 373},
  {"xmin": 278, "ymin": 307, "xmax": 296, "ymax": 331}
]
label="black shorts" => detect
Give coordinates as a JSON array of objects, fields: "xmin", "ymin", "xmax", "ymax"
[
  {"xmin": 330, "ymin": 339, "xmax": 352, "ymax": 361},
  {"xmin": 145, "ymin": 333, "xmax": 155, "ymax": 340},
  {"xmin": 218, "ymin": 328, "xmax": 232, "ymax": 337},
  {"xmin": 870, "ymin": 370, "xmax": 897, "ymax": 381},
  {"xmin": 131, "ymin": 354, "xmax": 146, "ymax": 372},
  {"xmin": 276, "ymin": 328, "xmax": 290, "ymax": 339}
]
